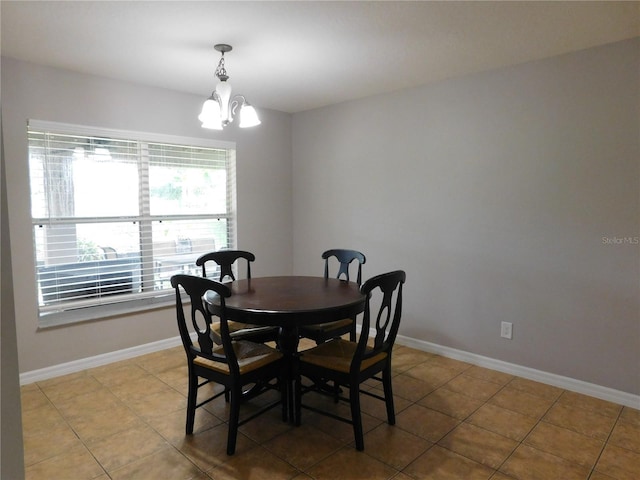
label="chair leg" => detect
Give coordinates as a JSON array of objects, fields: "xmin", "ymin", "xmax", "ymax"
[
  {"xmin": 227, "ymin": 385, "xmax": 242, "ymax": 455},
  {"xmin": 382, "ymin": 364, "xmax": 396, "ymax": 425},
  {"xmin": 349, "ymin": 320, "xmax": 356, "ymax": 342},
  {"xmin": 350, "ymin": 383, "xmax": 364, "ymax": 451},
  {"xmin": 294, "ymin": 374, "xmax": 301, "ymax": 426},
  {"xmin": 186, "ymin": 370, "xmax": 198, "ymax": 434},
  {"xmin": 281, "ymin": 366, "xmax": 289, "ymax": 423}
]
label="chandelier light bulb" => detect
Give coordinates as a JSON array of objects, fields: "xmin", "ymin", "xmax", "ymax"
[
  {"xmin": 239, "ymin": 103, "xmax": 261, "ymax": 128},
  {"xmin": 198, "ymin": 97, "xmax": 223, "ymax": 130}
]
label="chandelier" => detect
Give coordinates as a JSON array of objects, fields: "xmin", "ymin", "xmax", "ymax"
[{"xmin": 198, "ymin": 44, "xmax": 261, "ymax": 130}]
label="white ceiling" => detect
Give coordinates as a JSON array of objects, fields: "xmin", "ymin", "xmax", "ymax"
[{"xmin": 1, "ymin": 1, "xmax": 638, "ymax": 114}]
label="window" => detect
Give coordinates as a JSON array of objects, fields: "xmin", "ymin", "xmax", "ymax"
[{"xmin": 28, "ymin": 120, "xmax": 236, "ymax": 326}]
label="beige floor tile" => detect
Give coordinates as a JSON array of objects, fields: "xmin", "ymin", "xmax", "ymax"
[
  {"xmin": 23, "ymin": 421, "xmax": 83, "ymax": 466},
  {"xmin": 619, "ymin": 406, "xmax": 640, "ymax": 427},
  {"xmin": 556, "ymin": 391, "xmax": 623, "ymax": 418},
  {"xmin": 109, "ymin": 445, "xmax": 203, "ymax": 480},
  {"xmin": 467, "ymin": 403, "xmax": 537, "ymax": 442},
  {"xmin": 66, "ymin": 404, "xmax": 144, "ymax": 443},
  {"xmin": 489, "ymin": 472, "xmax": 518, "ymax": 480},
  {"xmin": 263, "ymin": 423, "xmax": 343, "ymax": 470},
  {"xmin": 390, "ymin": 473, "xmax": 416, "ymax": 480},
  {"xmin": 124, "ymin": 386, "xmax": 187, "ymax": 420},
  {"xmin": 108, "ymin": 373, "xmax": 177, "ymax": 402},
  {"xmin": 175, "ymin": 423, "xmax": 257, "ymax": 471},
  {"xmin": 155, "ymin": 364, "xmax": 190, "ymax": 391},
  {"xmin": 588, "ymin": 472, "xmax": 618, "ymax": 480},
  {"xmin": 391, "ymin": 346, "xmax": 435, "ymax": 373},
  {"xmin": 464, "ymin": 366, "xmax": 514, "ymax": 386},
  {"xmin": 20, "ymin": 345, "xmax": 633, "ymax": 480},
  {"xmin": 300, "ymin": 403, "xmax": 383, "ymax": 444},
  {"xmin": 403, "ymin": 363, "xmax": 461, "ymax": 391},
  {"xmin": 439, "ymin": 422, "xmax": 518, "ymax": 469},
  {"xmin": 441, "ymin": 374, "xmax": 504, "ymax": 402},
  {"xmin": 403, "ymin": 445, "xmax": 494, "ymax": 480},
  {"xmin": 86, "ymin": 423, "xmax": 170, "ymax": 472},
  {"xmin": 89, "ymin": 362, "xmax": 149, "ymax": 388},
  {"xmin": 146, "ymin": 406, "xmax": 223, "ymax": 445},
  {"xmin": 360, "ymin": 386, "xmax": 413, "ymax": 420},
  {"xmin": 499, "ymin": 444, "xmax": 591, "ymax": 480},
  {"xmin": 292, "ymin": 474, "xmax": 315, "ymax": 480},
  {"xmin": 363, "ymin": 423, "xmax": 432, "ymax": 470},
  {"xmin": 38, "ymin": 375, "xmax": 104, "ymax": 404},
  {"xmin": 21, "ymin": 401, "xmax": 67, "ymax": 435},
  {"xmin": 36, "ymin": 370, "xmax": 89, "ymax": 389},
  {"xmin": 20, "ymin": 385, "xmax": 51, "ymax": 411},
  {"xmin": 209, "ymin": 445, "xmax": 300, "ymax": 480},
  {"xmin": 25, "ymin": 444, "xmax": 105, "ymax": 480},
  {"xmin": 52, "ymin": 389, "xmax": 128, "ymax": 421},
  {"xmin": 134, "ymin": 347, "xmax": 185, "ymax": 374},
  {"xmin": 507, "ymin": 377, "xmax": 563, "ymax": 401},
  {"xmin": 396, "ymin": 404, "xmax": 459, "ymax": 443},
  {"xmin": 523, "ymin": 421, "xmax": 604, "ymax": 468},
  {"xmin": 238, "ymin": 407, "xmax": 293, "ymax": 443},
  {"xmin": 488, "ymin": 385, "xmax": 555, "ymax": 419},
  {"xmin": 543, "ymin": 402, "xmax": 616, "ymax": 441},
  {"xmin": 595, "ymin": 443, "xmax": 640, "ymax": 480},
  {"xmin": 387, "ymin": 373, "xmax": 438, "ymax": 402},
  {"xmin": 608, "ymin": 421, "xmax": 640, "ymax": 453},
  {"xmin": 305, "ymin": 446, "xmax": 399, "ymax": 480},
  {"xmin": 427, "ymin": 355, "xmax": 473, "ymax": 374},
  {"xmin": 418, "ymin": 387, "xmax": 484, "ymax": 420}
]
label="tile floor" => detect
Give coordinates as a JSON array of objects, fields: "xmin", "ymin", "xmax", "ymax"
[{"xmin": 21, "ymin": 342, "xmax": 639, "ymax": 480}]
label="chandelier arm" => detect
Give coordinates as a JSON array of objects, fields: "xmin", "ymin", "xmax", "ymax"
[{"xmin": 229, "ymin": 95, "xmax": 247, "ymax": 118}]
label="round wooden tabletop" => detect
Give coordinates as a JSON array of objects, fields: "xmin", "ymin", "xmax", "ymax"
[{"xmin": 205, "ymin": 276, "xmax": 365, "ymax": 328}]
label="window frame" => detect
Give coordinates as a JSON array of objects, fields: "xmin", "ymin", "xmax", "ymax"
[{"xmin": 28, "ymin": 120, "xmax": 237, "ymax": 328}]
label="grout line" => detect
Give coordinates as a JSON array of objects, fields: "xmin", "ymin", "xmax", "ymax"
[{"xmin": 586, "ymin": 406, "xmax": 623, "ymax": 479}]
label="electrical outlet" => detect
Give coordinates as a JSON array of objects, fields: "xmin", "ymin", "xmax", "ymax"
[{"xmin": 501, "ymin": 321, "xmax": 513, "ymax": 339}]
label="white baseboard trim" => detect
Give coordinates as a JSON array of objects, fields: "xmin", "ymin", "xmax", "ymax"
[
  {"xmin": 21, "ymin": 333, "xmax": 640, "ymax": 409},
  {"xmin": 20, "ymin": 336, "xmax": 183, "ymax": 385},
  {"xmin": 396, "ymin": 334, "xmax": 640, "ymax": 409}
]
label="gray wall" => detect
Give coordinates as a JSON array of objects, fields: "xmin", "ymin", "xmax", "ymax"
[
  {"xmin": 1, "ymin": 111, "xmax": 25, "ymax": 479},
  {"xmin": 3, "ymin": 39, "xmax": 639, "ymax": 397},
  {"xmin": 2, "ymin": 57, "xmax": 292, "ymax": 372},
  {"xmin": 292, "ymin": 39, "xmax": 639, "ymax": 395}
]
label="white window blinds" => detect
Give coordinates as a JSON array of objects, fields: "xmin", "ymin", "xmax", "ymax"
[{"xmin": 28, "ymin": 121, "xmax": 237, "ymax": 326}]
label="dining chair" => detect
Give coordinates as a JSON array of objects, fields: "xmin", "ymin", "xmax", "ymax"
[
  {"xmin": 298, "ymin": 249, "xmax": 366, "ymax": 344},
  {"xmin": 295, "ymin": 270, "xmax": 406, "ymax": 451},
  {"xmin": 171, "ymin": 274, "xmax": 285, "ymax": 455},
  {"xmin": 196, "ymin": 250, "xmax": 279, "ymax": 344}
]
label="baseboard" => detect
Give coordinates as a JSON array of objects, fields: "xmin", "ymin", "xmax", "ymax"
[
  {"xmin": 20, "ymin": 333, "xmax": 640, "ymax": 409},
  {"xmin": 396, "ymin": 334, "xmax": 640, "ymax": 409},
  {"xmin": 19, "ymin": 336, "xmax": 183, "ymax": 385}
]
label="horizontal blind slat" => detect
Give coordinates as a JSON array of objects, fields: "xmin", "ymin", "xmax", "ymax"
[{"xmin": 28, "ymin": 122, "xmax": 236, "ymax": 322}]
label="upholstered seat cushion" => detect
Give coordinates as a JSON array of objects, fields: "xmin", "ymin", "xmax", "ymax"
[
  {"xmin": 300, "ymin": 338, "xmax": 387, "ymax": 373},
  {"xmin": 194, "ymin": 340, "xmax": 282, "ymax": 375},
  {"xmin": 211, "ymin": 321, "xmax": 278, "ymax": 343}
]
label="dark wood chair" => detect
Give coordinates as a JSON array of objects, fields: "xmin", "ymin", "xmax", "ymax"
[
  {"xmin": 295, "ymin": 270, "xmax": 406, "ymax": 451},
  {"xmin": 298, "ymin": 249, "xmax": 366, "ymax": 344},
  {"xmin": 171, "ymin": 274, "xmax": 284, "ymax": 455},
  {"xmin": 196, "ymin": 250, "xmax": 279, "ymax": 344}
]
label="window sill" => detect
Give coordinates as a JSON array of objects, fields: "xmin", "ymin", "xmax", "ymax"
[{"xmin": 37, "ymin": 294, "xmax": 175, "ymax": 329}]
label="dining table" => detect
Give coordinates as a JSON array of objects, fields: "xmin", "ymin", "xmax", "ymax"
[{"xmin": 204, "ymin": 275, "xmax": 366, "ymax": 422}]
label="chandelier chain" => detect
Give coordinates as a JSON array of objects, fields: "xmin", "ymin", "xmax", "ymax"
[{"xmin": 215, "ymin": 55, "xmax": 228, "ymax": 82}]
